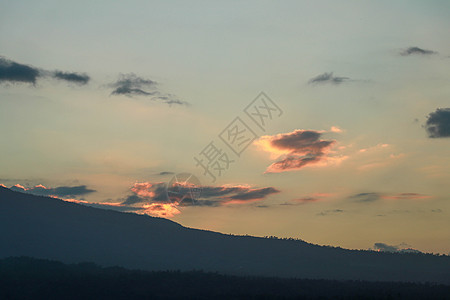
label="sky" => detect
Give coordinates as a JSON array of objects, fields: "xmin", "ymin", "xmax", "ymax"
[{"xmin": 1, "ymin": 0, "xmax": 449, "ymax": 254}]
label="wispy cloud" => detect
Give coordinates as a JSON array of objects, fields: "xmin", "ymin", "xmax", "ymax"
[
  {"xmin": 109, "ymin": 73, "xmax": 157, "ymax": 96},
  {"xmin": 317, "ymin": 209, "xmax": 344, "ymax": 216},
  {"xmin": 282, "ymin": 193, "xmax": 333, "ymax": 206},
  {"xmin": 109, "ymin": 73, "xmax": 187, "ymax": 105},
  {"xmin": 424, "ymin": 108, "xmax": 450, "ymax": 138},
  {"xmin": 372, "ymin": 242, "xmax": 421, "ymax": 253},
  {"xmin": 381, "ymin": 193, "xmax": 431, "ymax": 200},
  {"xmin": 226, "ymin": 187, "xmax": 280, "ymax": 204},
  {"xmin": 308, "ymin": 72, "xmax": 350, "ymax": 85},
  {"xmin": 400, "ymin": 47, "xmax": 437, "ymax": 56},
  {"xmin": 53, "ymin": 71, "xmax": 90, "ymax": 85}
]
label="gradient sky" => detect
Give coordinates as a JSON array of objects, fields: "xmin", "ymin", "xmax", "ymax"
[{"xmin": 1, "ymin": 1, "xmax": 449, "ymax": 254}]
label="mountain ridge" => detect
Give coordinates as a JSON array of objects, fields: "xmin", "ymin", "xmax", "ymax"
[{"xmin": 1, "ymin": 186, "xmax": 449, "ymax": 283}]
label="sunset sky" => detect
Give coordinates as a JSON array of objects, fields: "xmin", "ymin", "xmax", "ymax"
[{"xmin": 1, "ymin": 1, "xmax": 449, "ymax": 254}]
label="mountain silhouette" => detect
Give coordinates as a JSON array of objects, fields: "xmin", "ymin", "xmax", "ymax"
[{"xmin": 0, "ymin": 186, "xmax": 449, "ymax": 283}]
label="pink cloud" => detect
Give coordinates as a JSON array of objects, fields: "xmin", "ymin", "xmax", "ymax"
[
  {"xmin": 13, "ymin": 184, "xmax": 26, "ymax": 190},
  {"xmin": 255, "ymin": 129, "xmax": 346, "ymax": 173},
  {"xmin": 330, "ymin": 126, "xmax": 343, "ymax": 133}
]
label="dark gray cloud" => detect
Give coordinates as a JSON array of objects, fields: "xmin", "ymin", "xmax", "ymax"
[
  {"xmin": 9, "ymin": 184, "xmax": 96, "ymax": 198},
  {"xmin": 113, "ymin": 86, "xmax": 155, "ymax": 96},
  {"xmin": 121, "ymin": 194, "xmax": 144, "ymax": 205},
  {"xmin": 53, "ymin": 71, "xmax": 90, "ymax": 85},
  {"xmin": 229, "ymin": 187, "xmax": 280, "ymax": 201},
  {"xmin": 84, "ymin": 202, "xmax": 144, "ymax": 212},
  {"xmin": 157, "ymin": 171, "xmax": 175, "ymax": 176},
  {"xmin": 271, "ymin": 130, "xmax": 333, "ymax": 150},
  {"xmin": 0, "ymin": 57, "xmax": 40, "ymax": 84},
  {"xmin": 0, "ymin": 56, "xmax": 90, "ymax": 86},
  {"xmin": 373, "ymin": 242, "xmax": 421, "ymax": 253},
  {"xmin": 1, "ymin": 57, "xmax": 187, "ymax": 106},
  {"xmin": 424, "ymin": 108, "xmax": 450, "ymax": 138},
  {"xmin": 400, "ymin": 47, "xmax": 437, "ymax": 56},
  {"xmin": 350, "ymin": 192, "xmax": 381, "ymax": 203},
  {"xmin": 308, "ymin": 72, "xmax": 350, "ymax": 85},
  {"xmin": 109, "ymin": 73, "xmax": 187, "ymax": 105}
]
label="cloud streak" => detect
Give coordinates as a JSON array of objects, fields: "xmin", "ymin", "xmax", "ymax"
[
  {"xmin": 400, "ymin": 47, "xmax": 437, "ymax": 56},
  {"xmin": 351, "ymin": 192, "xmax": 431, "ymax": 203},
  {"xmin": 317, "ymin": 209, "xmax": 344, "ymax": 216},
  {"xmin": 308, "ymin": 72, "xmax": 350, "ymax": 85},
  {"xmin": 53, "ymin": 71, "xmax": 90, "ymax": 85},
  {"xmin": 282, "ymin": 193, "xmax": 334, "ymax": 206}
]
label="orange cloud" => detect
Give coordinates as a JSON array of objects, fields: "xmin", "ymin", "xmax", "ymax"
[
  {"xmin": 62, "ymin": 198, "xmax": 90, "ymax": 204},
  {"xmin": 130, "ymin": 182, "xmax": 156, "ymax": 198},
  {"xmin": 13, "ymin": 184, "xmax": 26, "ymax": 190},
  {"xmin": 142, "ymin": 203, "xmax": 180, "ymax": 218},
  {"xmin": 34, "ymin": 184, "xmax": 48, "ymax": 189}
]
